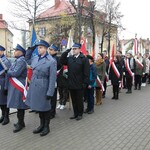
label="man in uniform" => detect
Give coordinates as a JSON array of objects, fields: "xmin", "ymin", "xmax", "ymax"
[
  {"xmin": 60, "ymin": 43, "xmax": 90, "ymax": 121},
  {"xmin": 0, "ymin": 45, "xmax": 11, "ymax": 125},
  {"xmin": 25, "ymin": 40, "xmax": 57, "ymax": 136},
  {"xmin": 7, "ymin": 44, "xmax": 28, "ymax": 133}
]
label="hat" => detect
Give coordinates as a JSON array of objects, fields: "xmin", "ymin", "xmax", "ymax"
[
  {"xmin": 49, "ymin": 44, "xmax": 59, "ymax": 51},
  {"xmin": 35, "ymin": 39, "xmax": 50, "ymax": 48},
  {"xmin": 0, "ymin": 45, "xmax": 5, "ymax": 51},
  {"xmin": 14, "ymin": 44, "xmax": 26, "ymax": 55},
  {"xmin": 86, "ymin": 55, "xmax": 94, "ymax": 61},
  {"xmin": 72, "ymin": 43, "xmax": 81, "ymax": 48},
  {"xmin": 127, "ymin": 50, "xmax": 133, "ymax": 55}
]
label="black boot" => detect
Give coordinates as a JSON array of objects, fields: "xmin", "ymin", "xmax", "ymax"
[
  {"xmin": 115, "ymin": 92, "xmax": 119, "ymax": 100},
  {"xmin": 0, "ymin": 106, "xmax": 5, "ymax": 123},
  {"xmin": 2, "ymin": 107, "xmax": 10, "ymax": 125},
  {"xmin": 40, "ymin": 111, "xmax": 50, "ymax": 136},
  {"xmin": 13, "ymin": 109, "xmax": 25, "ymax": 133},
  {"xmin": 33, "ymin": 112, "xmax": 45, "ymax": 134},
  {"xmin": 111, "ymin": 92, "xmax": 115, "ymax": 99}
]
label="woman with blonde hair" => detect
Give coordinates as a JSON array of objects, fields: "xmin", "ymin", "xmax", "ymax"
[{"xmin": 95, "ymin": 53, "xmax": 106, "ymax": 105}]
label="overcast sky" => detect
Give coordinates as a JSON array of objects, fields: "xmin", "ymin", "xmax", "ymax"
[{"xmin": 0, "ymin": 0, "xmax": 150, "ymax": 43}]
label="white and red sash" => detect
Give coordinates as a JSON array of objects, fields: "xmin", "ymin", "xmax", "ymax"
[
  {"xmin": 9, "ymin": 77, "xmax": 27, "ymax": 102},
  {"xmin": 125, "ymin": 59, "xmax": 133, "ymax": 77},
  {"xmin": 111, "ymin": 62, "xmax": 120, "ymax": 79},
  {"xmin": 136, "ymin": 59, "xmax": 144, "ymax": 69},
  {"xmin": 96, "ymin": 75, "xmax": 105, "ymax": 92}
]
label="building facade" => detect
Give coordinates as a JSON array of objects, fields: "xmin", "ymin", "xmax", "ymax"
[
  {"xmin": 0, "ymin": 14, "xmax": 13, "ymax": 57},
  {"xmin": 29, "ymin": 0, "xmax": 117, "ymax": 57}
]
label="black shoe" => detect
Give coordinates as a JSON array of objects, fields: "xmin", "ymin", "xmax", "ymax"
[
  {"xmin": 70, "ymin": 116, "xmax": 77, "ymax": 119},
  {"xmin": 126, "ymin": 90, "xmax": 132, "ymax": 94},
  {"xmin": 102, "ymin": 95, "xmax": 105, "ymax": 98},
  {"xmin": 111, "ymin": 96, "xmax": 115, "ymax": 99},
  {"xmin": 13, "ymin": 123, "xmax": 25, "ymax": 133},
  {"xmin": 40, "ymin": 127, "xmax": 50, "ymax": 136},
  {"xmin": 50, "ymin": 115, "xmax": 55, "ymax": 119},
  {"xmin": 33, "ymin": 126, "xmax": 44, "ymax": 134},
  {"xmin": 76, "ymin": 116, "xmax": 82, "ymax": 121},
  {"xmin": 14, "ymin": 122, "xmax": 25, "ymax": 127},
  {"xmin": 138, "ymin": 87, "xmax": 141, "ymax": 90},
  {"xmin": 2, "ymin": 118, "xmax": 9, "ymax": 125},
  {"xmin": 84, "ymin": 109, "xmax": 88, "ymax": 113},
  {"xmin": 87, "ymin": 110, "xmax": 94, "ymax": 114},
  {"xmin": 134, "ymin": 87, "xmax": 137, "ymax": 90},
  {"xmin": 0, "ymin": 116, "xmax": 4, "ymax": 123}
]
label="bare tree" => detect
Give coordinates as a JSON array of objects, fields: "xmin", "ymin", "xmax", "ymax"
[
  {"xmin": 99, "ymin": 0, "xmax": 123, "ymax": 57},
  {"xmin": 7, "ymin": 0, "xmax": 50, "ymax": 48},
  {"xmin": 69, "ymin": 0, "xmax": 88, "ymax": 43}
]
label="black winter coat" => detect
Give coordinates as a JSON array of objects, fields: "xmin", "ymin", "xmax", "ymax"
[{"xmin": 60, "ymin": 51, "xmax": 90, "ymax": 89}]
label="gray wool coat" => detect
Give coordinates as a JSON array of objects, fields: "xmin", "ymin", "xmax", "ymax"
[
  {"xmin": 25, "ymin": 50, "xmax": 57, "ymax": 111},
  {"xmin": 7, "ymin": 56, "xmax": 28, "ymax": 109},
  {"xmin": 0, "ymin": 55, "xmax": 11, "ymax": 105}
]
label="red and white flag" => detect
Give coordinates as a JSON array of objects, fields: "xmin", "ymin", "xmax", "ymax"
[
  {"xmin": 96, "ymin": 75, "xmax": 105, "ymax": 92},
  {"xmin": 80, "ymin": 37, "xmax": 87, "ymax": 55},
  {"xmin": 110, "ymin": 44, "xmax": 115, "ymax": 66},
  {"xmin": 111, "ymin": 62, "xmax": 120, "ymax": 78},
  {"xmin": 9, "ymin": 77, "xmax": 27, "ymax": 102},
  {"xmin": 134, "ymin": 38, "xmax": 138, "ymax": 55}
]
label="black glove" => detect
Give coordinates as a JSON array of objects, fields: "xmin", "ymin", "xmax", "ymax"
[
  {"xmin": 3, "ymin": 90, "xmax": 8, "ymax": 96},
  {"xmin": 27, "ymin": 45, "xmax": 37, "ymax": 51},
  {"xmin": 46, "ymin": 95, "xmax": 52, "ymax": 100},
  {"xmin": 66, "ymin": 48, "xmax": 72, "ymax": 53},
  {"xmin": 5, "ymin": 70, "xmax": 8, "ymax": 73}
]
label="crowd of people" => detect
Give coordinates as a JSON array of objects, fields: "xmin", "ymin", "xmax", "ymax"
[{"xmin": 0, "ymin": 40, "xmax": 150, "ymax": 137}]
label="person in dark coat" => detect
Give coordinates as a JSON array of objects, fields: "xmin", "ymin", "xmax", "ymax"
[
  {"xmin": 48, "ymin": 44, "xmax": 62, "ymax": 118},
  {"xmin": 84, "ymin": 55, "xmax": 97, "ymax": 114},
  {"xmin": 7, "ymin": 44, "xmax": 28, "ymax": 133},
  {"xmin": 0, "ymin": 45, "xmax": 11, "ymax": 125},
  {"xmin": 60, "ymin": 43, "xmax": 90, "ymax": 121},
  {"xmin": 102, "ymin": 50, "xmax": 109, "ymax": 98},
  {"xmin": 25, "ymin": 40, "xmax": 57, "ymax": 136},
  {"xmin": 109, "ymin": 55, "xmax": 123, "ymax": 99},
  {"xmin": 57, "ymin": 65, "xmax": 69, "ymax": 110},
  {"xmin": 123, "ymin": 50, "xmax": 136, "ymax": 94}
]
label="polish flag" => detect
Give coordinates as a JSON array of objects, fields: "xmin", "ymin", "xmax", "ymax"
[
  {"xmin": 80, "ymin": 37, "xmax": 87, "ymax": 55},
  {"xmin": 110, "ymin": 44, "xmax": 115, "ymax": 66},
  {"xmin": 134, "ymin": 38, "xmax": 138, "ymax": 55}
]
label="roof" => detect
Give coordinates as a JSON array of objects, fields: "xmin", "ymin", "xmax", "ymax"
[
  {"xmin": 0, "ymin": 20, "xmax": 7, "ymax": 29},
  {"xmin": 37, "ymin": 0, "xmax": 75, "ymax": 19}
]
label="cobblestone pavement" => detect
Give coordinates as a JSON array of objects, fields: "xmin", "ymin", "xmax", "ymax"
[{"xmin": 0, "ymin": 85, "xmax": 150, "ymax": 150}]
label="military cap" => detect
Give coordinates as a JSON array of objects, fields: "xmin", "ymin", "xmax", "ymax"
[
  {"xmin": 35, "ymin": 39, "xmax": 50, "ymax": 48},
  {"xmin": 72, "ymin": 43, "xmax": 81, "ymax": 48},
  {"xmin": 0, "ymin": 45, "xmax": 5, "ymax": 51},
  {"xmin": 14, "ymin": 44, "xmax": 26, "ymax": 55},
  {"xmin": 49, "ymin": 44, "xmax": 59, "ymax": 51}
]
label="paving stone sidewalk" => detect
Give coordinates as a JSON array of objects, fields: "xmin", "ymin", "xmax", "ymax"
[{"xmin": 0, "ymin": 85, "xmax": 150, "ymax": 150}]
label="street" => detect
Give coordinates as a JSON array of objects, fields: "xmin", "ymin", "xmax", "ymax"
[{"xmin": 0, "ymin": 85, "xmax": 150, "ymax": 150}]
